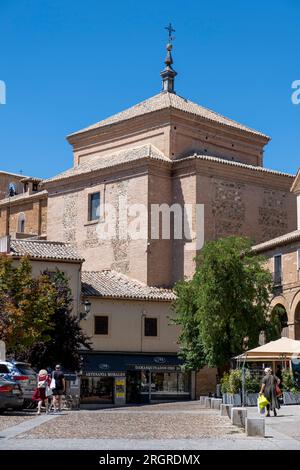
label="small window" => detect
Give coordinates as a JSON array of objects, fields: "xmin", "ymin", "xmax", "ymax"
[
  {"xmin": 144, "ymin": 317, "xmax": 158, "ymax": 337},
  {"xmin": 274, "ymin": 255, "xmax": 282, "ymax": 285},
  {"xmin": 94, "ymin": 316, "xmax": 109, "ymax": 335},
  {"xmin": 17, "ymin": 213, "xmax": 26, "ymax": 233},
  {"xmin": 88, "ymin": 192, "xmax": 100, "ymax": 221}
]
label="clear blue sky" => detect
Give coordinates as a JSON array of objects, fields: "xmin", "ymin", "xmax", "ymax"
[{"xmin": 0, "ymin": 0, "xmax": 299, "ymax": 178}]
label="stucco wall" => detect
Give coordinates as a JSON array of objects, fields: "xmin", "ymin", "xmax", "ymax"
[{"xmin": 82, "ymin": 298, "xmax": 180, "ymax": 353}]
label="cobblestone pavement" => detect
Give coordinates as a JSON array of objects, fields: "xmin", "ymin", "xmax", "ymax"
[
  {"xmin": 0, "ymin": 401, "xmax": 300, "ymax": 449},
  {"xmin": 16, "ymin": 410, "xmax": 242, "ymax": 440},
  {"xmin": 0, "ymin": 411, "xmax": 35, "ymax": 432}
]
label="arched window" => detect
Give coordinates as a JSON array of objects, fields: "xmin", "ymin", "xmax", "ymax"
[
  {"xmin": 17, "ymin": 213, "xmax": 26, "ymax": 233},
  {"xmin": 269, "ymin": 304, "xmax": 289, "ymax": 340},
  {"xmin": 294, "ymin": 303, "xmax": 300, "ymax": 341}
]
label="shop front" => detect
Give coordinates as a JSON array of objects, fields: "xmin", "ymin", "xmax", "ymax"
[{"xmin": 80, "ymin": 353, "xmax": 191, "ymax": 406}]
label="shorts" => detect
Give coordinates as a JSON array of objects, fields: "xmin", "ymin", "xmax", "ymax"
[{"xmin": 52, "ymin": 389, "xmax": 64, "ymax": 396}]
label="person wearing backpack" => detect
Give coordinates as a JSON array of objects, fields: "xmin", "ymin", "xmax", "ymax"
[{"xmin": 32, "ymin": 368, "xmax": 51, "ymax": 415}]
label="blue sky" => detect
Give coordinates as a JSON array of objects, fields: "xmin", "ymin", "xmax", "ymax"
[{"xmin": 0, "ymin": 0, "xmax": 299, "ymax": 178}]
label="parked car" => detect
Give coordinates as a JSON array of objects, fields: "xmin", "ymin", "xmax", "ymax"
[
  {"xmin": 0, "ymin": 377, "xmax": 24, "ymax": 413},
  {"xmin": 0, "ymin": 361, "xmax": 37, "ymax": 405}
]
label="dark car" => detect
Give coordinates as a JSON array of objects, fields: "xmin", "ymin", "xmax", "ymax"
[
  {"xmin": 0, "ymin": 361, "xmax": 37, "ymax": 405},
  {"xmin": 0, "ymin": 377, "xmax": 24, "ymax": 413}
]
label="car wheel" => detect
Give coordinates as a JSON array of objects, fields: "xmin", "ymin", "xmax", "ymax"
[{"xmin": 0, "ymin": 409, "xmax": 5, "ymax": 415}]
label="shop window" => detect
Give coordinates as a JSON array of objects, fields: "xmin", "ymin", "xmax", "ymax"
[
  {"xmin": 144, "ymin": 317, "xmax": 157, "ymax": 337},
  {"xmin": 94, "ymin": 316, "xmax": 109, "ymax": 335},
  {"xmin": 88, "ymin": 192, "xmax": 100, "ymax": 221}
]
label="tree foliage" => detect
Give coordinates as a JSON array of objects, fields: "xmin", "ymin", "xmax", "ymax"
[
  {"xmin": 21, "ymin": 270, "xmax": 91, "ymax": 371},
  {"xmin": 173, "ymin": 236, "xmax": 274, "ymax": 369},
  {"xmin": 0, "ymin": 255, "xmax": 56, "ymax": 354}
]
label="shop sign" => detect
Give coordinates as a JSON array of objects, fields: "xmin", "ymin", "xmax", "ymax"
[
  {"xmin": 115, "ymin": 378, "xmax": 126, "ymax": 398},
  {"xmin": 154, "ymin": 356, "xmax": 167, "ymax": 364},
  {"xmin": 85, "ymin": 371, "xmax": 126, "ymax": 377},
  {"xmin": 132, "ymin": 365, "xmax": 180, "ymax": 371}
]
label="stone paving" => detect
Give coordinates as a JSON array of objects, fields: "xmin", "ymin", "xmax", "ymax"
[
  {"xmin": 0, "ymin": 401, "xmax": 300, "ymax": 449},
  {"xmin": 0, "ymin": 411, "xmax": 35, "ymax": 432}
]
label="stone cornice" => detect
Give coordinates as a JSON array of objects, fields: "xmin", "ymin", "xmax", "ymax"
[{"xmin": 0, "ymin": 190, "xmax": 48, "ymax": 208}]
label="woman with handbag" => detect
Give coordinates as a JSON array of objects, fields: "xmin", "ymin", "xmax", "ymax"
[
  {"xmin": 32, "ymin": 369, "xmax": 51, "ymax": 415},
  {"xmin": 259, "ymin": 367, "xmax": 280, "ymax": 417}
]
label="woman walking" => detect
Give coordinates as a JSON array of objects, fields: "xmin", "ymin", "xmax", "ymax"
[
  {"xmin": 259, "ymin": 367, "xmax": 280, "ymax": 417},
  {"xmin": 32, "ymin": 369, "xmax": 51, "ymax": 415}
]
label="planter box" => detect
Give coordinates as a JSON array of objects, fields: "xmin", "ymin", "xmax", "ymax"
[
  {"xmin": 245, "ymin": 393, "xmax": 259, "ymax": 407},
  {"xmin": 224, "ymin": 393, "xmax": 241, "ymax": 407},
  {"xmin": 283, "ymin": 391, "xmax": 300, "ymax": 405},
  {"xmin": 222, "ymin": 393, "xmax": 228, "ymax": 404}
]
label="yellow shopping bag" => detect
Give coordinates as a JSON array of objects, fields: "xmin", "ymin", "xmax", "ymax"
[{"xmin": 258, "ymin": 394, "xmax": 269, "ymax": 409}]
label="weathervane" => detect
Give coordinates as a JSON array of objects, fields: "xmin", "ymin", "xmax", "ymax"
[
  {"xmin": 160, "ymin": 23, "xmax": 177, "ymax": 94},
  {"xmin": 165, "ymin": 23, "xmax": 175, "ymax": 43}
]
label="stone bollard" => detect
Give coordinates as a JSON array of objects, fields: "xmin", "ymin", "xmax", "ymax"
[
  {"xmin": 199, "ymin": 396, "xmax": 207, "ymax": 406},
  {"xmin": 246, "ymin": 417, "xmax": 265, "ymax": 437},
  {"xmin": 231, "ymin": 407, "xmax": 247, "ymax": 427},
  {"xmin": 205, "ymin": 397, "xmax": 211, "ymax": 408},
  {"xmin": 220, "ymin": 403, "xmax": 233, "ymax": 418},
  {"xmin": 211, "ymin": 398, "xmax": 222, "ymax": 410}
]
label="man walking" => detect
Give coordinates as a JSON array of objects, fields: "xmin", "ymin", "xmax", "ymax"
[{"xmin": 52, "ymin": 364, "xmax": 65, "ymax": 412}]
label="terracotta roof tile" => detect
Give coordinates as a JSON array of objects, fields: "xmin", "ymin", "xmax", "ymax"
[
  {"xmin": 82, "ymin": 270, "xmax": 176, "ymax": 301},
  {"xmin": 69, "ymin": 92, "xmax": 269, "ymax": 139},
  {"xmin": 177, "ymin": 154, "xmax": 294, "ymax": 178},
  {"xmin": 252, "ymin": 230, "xmax": 300, "ymax": 253},
  {"xmin": 43, "ymin": 144, "xmax": 171, "ymax": 184},
  {"xmin": 9, "ymin": 239, "xmax": 84, "ymax": 262}
]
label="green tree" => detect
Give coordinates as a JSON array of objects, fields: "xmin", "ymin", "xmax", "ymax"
[
  {"xmin": 21, "ymin": 270, "xmax": 91, "ymax": 371},
  {"xmin": 0, "ymin": 255, "xmax": 56, "ymax": 355},
  {"xmin": 173, "ymin": 236, "xmax": 273, "ymax": 369}
]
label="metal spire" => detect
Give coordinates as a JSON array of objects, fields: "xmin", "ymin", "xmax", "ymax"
[{"xmin": 160, "ymin": 23, "xmax": 177, "ymax": 94}]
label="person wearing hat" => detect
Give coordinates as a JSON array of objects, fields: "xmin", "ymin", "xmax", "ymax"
[{"xmin": 259, "ymin": 367, "xmax": 280, "ymax": 417}]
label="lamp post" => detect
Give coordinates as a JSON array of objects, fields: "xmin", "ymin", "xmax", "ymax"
[{"xmin": 79, "ymin": 300, "xmax": 92, "ymax": 321}]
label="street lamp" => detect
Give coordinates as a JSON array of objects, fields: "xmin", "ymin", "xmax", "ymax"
[{"xmin": 79, "ymin": 300, "xmax": 92, "ymax": 321}]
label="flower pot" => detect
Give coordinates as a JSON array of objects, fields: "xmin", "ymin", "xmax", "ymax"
[
  {"xmin": 227, "ymin": 393, "xmax": 241, "ymax": 406},
  {"xmin": 245, "ymin": 393, "xmax": 259, "ymax": 407},
  {"xmin": 283, "ymin": 391, "xmax": 300, "ymax": 405},
  {"xmin": 222, "ymin": 393, "xmax": 229, "ymax": 404}
]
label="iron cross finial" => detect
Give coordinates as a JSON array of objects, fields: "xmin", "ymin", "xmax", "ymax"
[{"xmin": 165, "ymin": 23, "xmax": 175, "ymax": 42}]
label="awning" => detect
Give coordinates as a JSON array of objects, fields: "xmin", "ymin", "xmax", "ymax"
[
  {"xmin": 235, "ymin": 337, "xmax": 300, "ymax": 362},
  {"xmin": 81, "ymin": 353, "xmax": 183, "ymax": 375}
]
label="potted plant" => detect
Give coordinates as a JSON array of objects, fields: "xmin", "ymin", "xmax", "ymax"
[
  {"xmin": 282, "ymin": 369, "xmax": 300, "ymax": 405},
  {"xmin": 220, "ymin": 372, "xmax": 230, "ymax": 404},
  {"xmin": 221, "ymin": 370, "xmax": 242, "ymax": 406},
  {"xmin": 245, "ymin": 373, "xmax": 260, "ymax": 406}
]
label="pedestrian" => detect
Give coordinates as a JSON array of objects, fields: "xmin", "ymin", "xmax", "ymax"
[
  {"xmin": 276, "ymin": 365, "xmax": 283, "ymax": 387},
  {"xmin": 259, "ymin": 367, "xmax": 280, "ymax": 417},
  {"xmin": 51, "ymin": 364, "xmax": 65, "ymax": 413},
  {"xmin": 32, "ymin": 369, "xmax": 51, "ymax": 415}
]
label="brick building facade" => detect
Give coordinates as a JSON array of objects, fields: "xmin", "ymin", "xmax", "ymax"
[{"xmin": 1, "ymin": 42, "xmax": 298, "ymax": 401}]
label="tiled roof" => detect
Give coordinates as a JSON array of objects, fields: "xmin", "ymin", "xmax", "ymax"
[
  {"xmin": 43, "ymin": 144, "xmax": 171, "ymax": 184},
  {"xmin": 9, "ymin": 239, "xmax": 84, "ymax": 262},
  {"xmin": 252, "ymin": 230, "xmax": 300, "ymax": 253},
  {"xmin": 81, "ymin": 270, "xmax": 176, "ymax": 301},
  {"xmin": 177, "ymin": 154, "xmax": 295, "ymax": 178},
  {"xmin": 69, "ymin": 92, "xmax": 269, "ymax": 139}
]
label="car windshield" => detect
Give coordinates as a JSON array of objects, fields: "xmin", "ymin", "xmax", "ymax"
[{"xmin": 14, "ymin": 364, "xmax": 36, "ymax": 375}]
